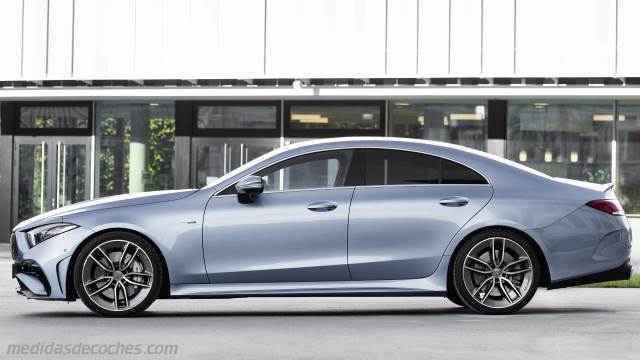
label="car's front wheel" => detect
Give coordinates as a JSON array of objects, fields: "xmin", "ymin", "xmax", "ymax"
[
  {"xmin": 452, "ymin": 230, "xmax": 540, "ymax": 315},
  {"xmin": 73, "ymin": 232, "xmax": 163, "ymax": 317}
]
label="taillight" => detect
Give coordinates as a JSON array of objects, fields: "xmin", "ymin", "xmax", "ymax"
[{"xmin": 586, "ymin": 199, "xmax": 624, "ymax": 216}]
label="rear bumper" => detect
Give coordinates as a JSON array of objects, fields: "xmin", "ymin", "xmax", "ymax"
[{"xmin": 548, "ymin": 259, "xmax": 632, "ymax": 289}]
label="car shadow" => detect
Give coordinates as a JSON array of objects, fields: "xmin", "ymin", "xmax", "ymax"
[{"xmin": 17, "ymin": 306, "xmax": 612, "ymax": 319}]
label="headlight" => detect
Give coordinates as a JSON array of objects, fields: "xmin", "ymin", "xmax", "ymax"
[{"xmin": 26, "ymin": 223, "xmax": 78, "ymax": 247}]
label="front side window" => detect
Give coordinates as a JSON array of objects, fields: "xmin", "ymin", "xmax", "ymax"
[
  {"xmin": 257, "ymin": 150, "xmax": 354, "ymax": 192},
  {"xmin": 365, "ymin": 149, "xmax": 487, "ymax": 185}
]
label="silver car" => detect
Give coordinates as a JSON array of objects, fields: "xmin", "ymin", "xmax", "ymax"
[{"xmin": 10, "ymin": 137, "xmax": 632, "ymax": 316}]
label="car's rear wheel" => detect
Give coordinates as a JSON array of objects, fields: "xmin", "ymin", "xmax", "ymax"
[
  {"xmin": 73, "ymin": 232, "xmax": 162, "ymax": 317},
  {"xmin": 452, "ymin": 230, "xmax": 540, "ymax": 315}
]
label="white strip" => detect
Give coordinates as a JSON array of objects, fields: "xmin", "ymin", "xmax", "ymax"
[
  {"xmin": 612, "ymin": 139, "xmax": 617, "ymax": 190},
  {"xmin": 5, "ymin": 86, "xmax": 640, "ymax": 99}
]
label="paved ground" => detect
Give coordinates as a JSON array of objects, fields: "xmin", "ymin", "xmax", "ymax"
[{"xmin": 1, "ymin": 247, "xmax": 638, "ymax": 359}]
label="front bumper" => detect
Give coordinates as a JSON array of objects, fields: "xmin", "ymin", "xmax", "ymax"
[
  {"xmin": 10, "ymin": 225, "xmax": 94, "ymax": 300},
  {"xmin": 12, "ymin": 260, "xmax": 51, "ymax": 297},
  {"xmin": 548, "ymin": 259, "xmax": 633, "ymax": 289}
]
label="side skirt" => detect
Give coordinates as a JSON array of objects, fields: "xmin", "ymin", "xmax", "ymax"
[{"xmin": 170, "ymin": 255, "xmax": 451, "ymax": 298}]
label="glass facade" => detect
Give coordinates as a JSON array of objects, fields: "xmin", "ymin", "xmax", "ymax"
[
  {"xmin": 5, "ymin": 98, "xmax": 640, "ymax": 229},
  {"xmin": 18, "ymin": 104, "xmax": 89, "ymax": 129},
  {"xmin": 95, "ymin": 102, "xmax": 176, "ymax": 197},
  {"xmin": 507, "ymin": 101, "xmax": 613, "ymax": 184},
  {"xmin": 617, "ymin": 102, "xmax": 640, "ymax": 214},
  {"xmin": 389, "ymin": 101, "xmax": 487, "ymax": 151},
  {"xmin": 197, "ymin": 104, "xmax": 278, "ymax": 129},
  {"xmin": 288, "ymin": 103, "xmax": 381, "ymax": 130}
]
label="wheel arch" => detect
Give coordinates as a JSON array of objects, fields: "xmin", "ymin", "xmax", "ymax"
[
  {"xmin": 446, "ymin": 225, "xmax": 551, "ymax": 294},
  {"xmin": 65, "ymin": 228, "xmax": 171, "ymax": 301}
]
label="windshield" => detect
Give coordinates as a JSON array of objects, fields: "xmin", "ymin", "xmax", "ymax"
[{"xmin": 201, "ymin": 145, "xmax": 289, "ymax": 190}]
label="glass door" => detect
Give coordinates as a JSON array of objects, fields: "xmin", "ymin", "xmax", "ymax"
[
  {"xmin": 191, "ymin": 137, "xmax": 280, "ymax": 188},
  {"xmin": 13, "ymin": 137, "xmax": 91, "ymax": 224}
]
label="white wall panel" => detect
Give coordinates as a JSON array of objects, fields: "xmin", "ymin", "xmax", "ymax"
[
  {"xmin": 482, "ymin": 0, "xmax": 514, "ymax": 76},
  {"xmin": 449, "ymin": 0, "xmax": 481, "ymax": 75},
  {"xmin": 265, "ymin": 0, "xmax": 386, "ymax": 78},
  {"xmin": 188, "ymin": 0, "xmax": 265, "ymax": 78},
  {"xmin": 617, "ymin": 0, "xmax": 640, "ymax": 76},
  {"xmin": 386, "ymin": 0, "xmax": 418, "ymax": 76},
  {"xmin": 47, "ymin": 0, "xmax": 74, "ymax": 78},
  {"xmin": 417, "ymin": 0, "xmax": 449, "ymax": 76},
  {"xmin": 162, "ymin": 0, "xmax": 189, "ymax": 78},
  {"xmin": 22, "ymin": 0, "xmax": 48, "ymax": 79},
  {"xmin": 516, "ymin": 0, "xmax": 615, "ymax": 77},
  {"xmin": 73, "ymin": 0, "xmax": 135, "ymax": 78},
  {"xmin": 0, "ymin": 0, "xmax": 23, "ymax": 80},
  {"xmin": 135, "ymin": 0, "xmax": 164, "ymax": 78}
]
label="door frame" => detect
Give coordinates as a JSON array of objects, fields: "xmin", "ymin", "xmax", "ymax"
[{"xmin": 12, "ymin": 136, "xmax": 92, "ymax": 226}]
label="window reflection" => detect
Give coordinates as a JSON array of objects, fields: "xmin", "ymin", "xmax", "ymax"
[
  {"xmin": 616, "ymin": 102, "xmax": 640, "ymax": 214},
  {"xmin": 19, "ymin": 104, "xmax": 89, "ymax": 129},
  {"xmin": 95, "ymin": 102, "xmax": 176, "ymax": 197},
  {"xmin": 506, "ymin": 101, "xmax": 613, "ymax": 183},
  {"xmin": 288, "ymin": 104, "xmax": 381, "ymax": 130},
  {"xmin": 389, "ymin": 101, "xmax": 487, "ymax": 151},
  {"xmin": 197, "ymin": 104, "xmax": 277, "ymax": 129}
]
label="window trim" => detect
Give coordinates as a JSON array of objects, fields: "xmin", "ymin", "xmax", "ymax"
[
  {"xmin": 12, "ymin": 101, "xmax": 93, "ymax": 136},
  {"xmin": 284, "ymin": 100, "xmax": 386, "ymax": 138},
  {"xmin": 192, "ymin": 100, "xmax": 281, "ymax": 138},
  {"xmin": 214, "ymin": 146, "xmax": 491, "ymax": 196}
]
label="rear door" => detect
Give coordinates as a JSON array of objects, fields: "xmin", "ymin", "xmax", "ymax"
[{"xmin": 347, "ymin": 149, "xmax": 493, "ymax": 280}]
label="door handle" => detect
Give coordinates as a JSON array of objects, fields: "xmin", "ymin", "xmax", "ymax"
[
  {"xmin": 307, "ymin": 201, "xmax": 338, "ymax": 212},
  {"xmin": 439, "ymin": 196, "xmax": 469, "ymax": 207}
]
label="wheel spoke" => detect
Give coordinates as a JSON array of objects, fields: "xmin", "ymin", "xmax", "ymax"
[
  {"xmin": 464, "ymin": 265, "xmax": 492, "ymax": 275},
  {"xmin": 89, "ymin": 254, "xmax": 112, "ymax": 273},
  {"xmin": 113, "ymin": 283, "xmax": 119, "ymax": 310},
  {"xmin": 498, "ymin": 278, "xmax": 513, "ymax": 303},
  {"xmin": 472, "ymin": 276, "xmax": 494, "ymax": 297},
  {"xmin": 95, "ymin": 246, "xmax": 115, "ymax": 271},
  {"xmin": 84, "ymin": 276, "xmax": 113, "ymax": 288},
  {"xmin": 119, "ymin": 282, "xmax": 129, "ymax": 308},
  {"xmin": 491, "ymin": 238, "xmax": 506, "ymax": 267},
  {"xmin": 125, "ymin": 272, "xmax": 152, "ymax": 278},
  {"xmin": 121, "ymin": 247, "xmax": 139, "ymax": 272},
  {"xmin": 118, "ymin": 242, "xmax": 130, "ymax": 270},
  {"xmin": 122, "ymin": 276, "xmax": 151, "ymax": 288},
  {"xmin": 503, "ymin": 268, "xmax": 531, "ymax": 276},
  {"xmin": 503, "ymin": 257, "xmax": 530, "ymax": 271},
  {"xmin": 467, "ymin": 256, "xmax": 492, "ymax": 270},
  {"xmin": 500, "ymin": 277, "xmax": 522, "ymax": 298},
  {"xmin": 88, "ymin": 279, "xmax": 113, "ymax": 296},
  {"xmin": 480, "ymin": 278, "xmax": 496, "ymax": 304}
]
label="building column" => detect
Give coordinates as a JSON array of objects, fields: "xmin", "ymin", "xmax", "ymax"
[
  {"xmin": 128, "ymin": 105, "xmax": 149, "ymax": 193},
  {"xmin": 487, "ymin": 100, "xmax": 507, "ymax": 157},
  {"xmin": 0, "ymin": 103, "xmax": 15, "ymax": 236}
]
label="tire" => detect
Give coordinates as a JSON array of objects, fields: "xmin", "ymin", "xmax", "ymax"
[
  {"xmin": 452, "ymin": 229, "xmax": 540, "ymax": 315},
  {"xmin": 73, "ymin": 231, "xmax": 163, "ymax": 317},
  {"xmin": 446, "ymin": 290, "xmax": 467, "ymax": 308}
]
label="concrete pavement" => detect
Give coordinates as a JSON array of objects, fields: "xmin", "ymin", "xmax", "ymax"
[{"xmin": 1, "ymin": 247, "xmax": 639, "ymax": 360}]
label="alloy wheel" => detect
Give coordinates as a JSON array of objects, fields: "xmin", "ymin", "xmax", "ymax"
[
  {"xmin": 81, "ymin": 239, "xmax": 154, "ymax": 312},
  {"xmin": 461, "ymin": 237, "xmax": 534, "ymax": 309}
]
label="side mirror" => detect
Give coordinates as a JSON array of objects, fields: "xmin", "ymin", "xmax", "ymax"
[{"xmin": 235, "ymin": 175, "xmax": 264, "ymax": 204}]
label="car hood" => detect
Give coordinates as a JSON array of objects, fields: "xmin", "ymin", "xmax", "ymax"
[{"xmin": 13, "ymin": 189, "xmax": 198, "ymax": 231}]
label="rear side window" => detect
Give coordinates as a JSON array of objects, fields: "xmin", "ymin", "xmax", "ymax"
[
  {"xmin": 364, "ymin": 149, "xmax": 487, "ymax": 185},
  {"xmin": 441, "ymin": 159, "xmax": 487, "ymax": 184}
]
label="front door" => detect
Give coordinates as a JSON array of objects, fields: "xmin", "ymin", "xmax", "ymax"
[
  {"xmin": 202, "ymin": 149, "xmax": 357, "ymax": 283},
  {"xmin": 13, "ymin": 137, "xmax": 91, "ymax": 224}
]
